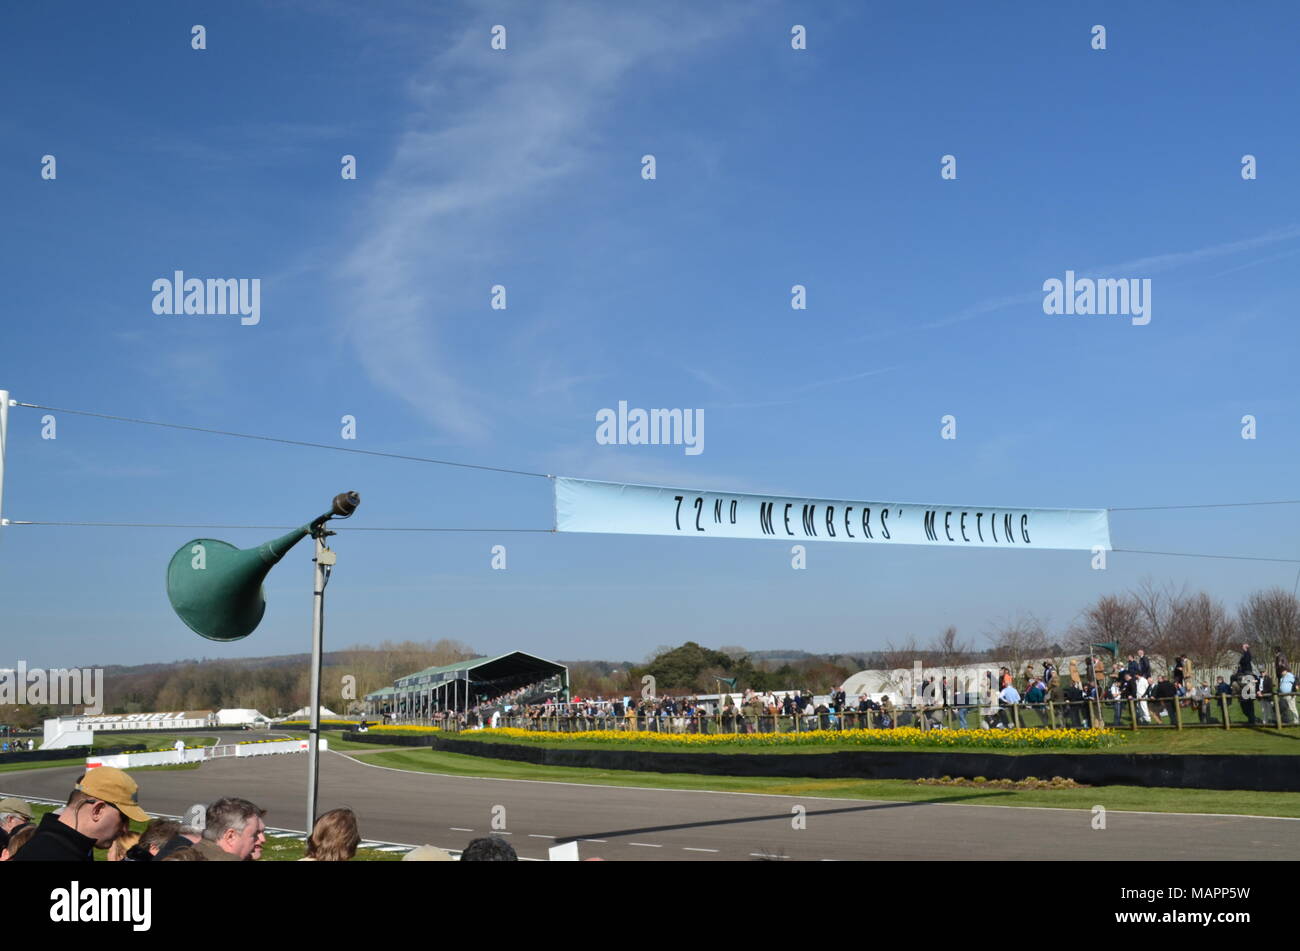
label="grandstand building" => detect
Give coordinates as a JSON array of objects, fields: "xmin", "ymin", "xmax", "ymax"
[
  {"xmin": 43, "ymin": 710, "xmax": 213, "ymax": 749},
  {"xmin": 364, "ymin": 651, "xmax": 568, "ymax": 721}
]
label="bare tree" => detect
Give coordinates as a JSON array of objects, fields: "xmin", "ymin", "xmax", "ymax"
[
  {"xmin": 1167, "ymin": 592, "xmax": 1238, "ymax": 682},
  {"xmin": 928, "ymin": 625, "xmax": 975, "ymax": 667},
  {"xmin": 1130, "ymin": 578, "xmax": 1189, "ymax": 660},
  {"xmin": 1238, "ymin": 587, "xmax": 1300, "ymax": 675},
  {"xmin": 985, "ymin": 613, "xmax": 1050, "ymax": 683},
  {"xmin": 877, "ymin": 636, "xmax": 919, "ymax": 697},
  {"xmin": 1068, "ymin": 594, "xmax": 1145, "ymax": 653},
  {"xmin": 1066, "ymin": 593, "xmax": 1146, "ymax": 678}
]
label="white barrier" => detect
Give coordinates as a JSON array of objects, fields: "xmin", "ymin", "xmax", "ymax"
[{"xmin": 87, "ymin": 738, "xmax": 326, "ymax": 770}]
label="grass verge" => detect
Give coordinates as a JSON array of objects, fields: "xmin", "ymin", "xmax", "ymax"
[
  {"xmin": 359, "ymin": 747, "xmax": 1300, "ymax": 818},
  {"xmin": 423, "ymin": 725, "xmax": 1300, "ymax": 756}
]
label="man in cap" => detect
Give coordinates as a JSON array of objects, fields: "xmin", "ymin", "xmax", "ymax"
[
  {"xmin": 0, "ymin": 797, "xmax": 34, "ymax": 834},
  {"xmin": 12, "ymin": 766, "xmax": 148, "ymax": 861}
]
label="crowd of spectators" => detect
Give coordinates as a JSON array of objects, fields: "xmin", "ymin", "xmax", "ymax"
[
  {"xmin": 438, "ymin": 644, "xmax": 1298, "ymax": 734},
  {"xmin": 0, "ymin": 768, "xmax": 515, "ymax": 863},
  {"xmin": 380, "ymin": 643, "xmax": 1297, "ymax": 736}
]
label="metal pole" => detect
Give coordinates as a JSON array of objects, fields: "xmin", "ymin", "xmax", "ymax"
[
  {"xmin": 0, "ymin": 389, "xmax": 9, "ymax": 530},
  {"xmin": 306, "ymin": 531, "xmax": 333, "ymax": 835}
]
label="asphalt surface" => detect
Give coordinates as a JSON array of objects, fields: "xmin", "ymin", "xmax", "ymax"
[{"xmin": 6, "ymin": 750, "xmax": 1299, "ymax": 860}]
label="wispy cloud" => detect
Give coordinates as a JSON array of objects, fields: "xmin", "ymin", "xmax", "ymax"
[
  {"xmin": 716, "ymin": 365, "xmax": 897, "ymax": 410},
  {"xmin": 341, "ymin": 3, "xmax": 751, "ymax": 441},
  {"xmin": 856, "ymin": 224, "xmax": 1300, "ymax": 342}
]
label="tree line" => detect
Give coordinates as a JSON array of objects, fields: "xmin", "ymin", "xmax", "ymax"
[{"xmin": 3, "ymin": 583, "xmax": 1293, "ymax": 726}]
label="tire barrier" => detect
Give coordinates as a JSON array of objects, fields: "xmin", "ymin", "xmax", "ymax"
[{"xmin": 343, "ymin": 731, "xmax": 438, "ymax": 747}]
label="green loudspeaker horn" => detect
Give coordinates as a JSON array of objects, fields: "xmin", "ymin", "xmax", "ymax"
[{"xmin": 166, "ymin": 527, "xmax": 311, "ymax": 642}]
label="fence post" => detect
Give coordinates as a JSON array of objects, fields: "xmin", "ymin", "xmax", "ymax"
[
  {"xmin": 1012, "ymin": 704, "xmax": 1021, "ymax": 729},
  {"xmin": 1221, "ymin": 694, "xmax": 1230, "ymax": 730},
  {"xmin": 1047, "ymin": 700, "xmax": 1057, "ymax": 729},
  {"xmin": 1128, "ymin": 698, "xmax": 1137, "ymax": 731},
  {"xmin": 1174, "ymin": 696, "xmax": 1183, "ymax": 731}
]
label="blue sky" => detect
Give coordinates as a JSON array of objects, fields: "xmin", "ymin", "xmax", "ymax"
[{"xmin": 2, "ymin": 1, "xmax": 1298, "ymax": 669}]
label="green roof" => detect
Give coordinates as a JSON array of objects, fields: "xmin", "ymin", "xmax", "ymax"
[{"xmin": 392, "ymin": 651, "xmax": 566, "ymax": 689}]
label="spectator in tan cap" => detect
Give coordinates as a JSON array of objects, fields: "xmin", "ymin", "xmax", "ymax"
[
  {"xmin": 0, "ymin": 797, "xmax": 34, "ymax": 834},
  {"xmin": 12, "ymin": 766, "xmax": 148, "ymax": 862}
]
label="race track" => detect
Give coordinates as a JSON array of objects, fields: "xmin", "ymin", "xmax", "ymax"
[{"xmin": 3, "ymin": 751, "xmax": 1295, "ymax": 861}]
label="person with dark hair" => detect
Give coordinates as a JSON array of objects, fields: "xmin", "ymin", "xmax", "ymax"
[
  {"xmin": 12, "ymin": 767, "xmax": 148, "ymax": 862},
  {"xmin": 1239, "ymin": 674, "xmax": 1258, "ymax": 726},
  {"xmin": 1172, "ymin": 656, "xmax": 1187, "ymax": 686},
  {"xmin": 1237, "ymin": 644, "xmax": 1254, "ymax": 679},
  {"xmin": 1152, "ymin": 675, "xmax": 1177, "ymax": 722},
  {"xmin": 155, "ymin": 806, "xmax": 204, "ymax": 859},
  {"xmin": 460, "ymin": 835, "xmax": 518, "ymax": 861},
  {"xmin": 125, "ymin": 818, "xmax": 180, "ymax": 861},
  {"xmin": 0, "ymin": 823, "xmax": 36, "ymax": 861},
  {"xmin": 301, "ymin": 808, "xmax": 360, "ymax": 862},
  {"xmin": 1063, "ymin": 681, "xmax": 1084, "ymax": 728},
  {"xmin": 196, "ymin": 797, "xmax": 266, "ymax": 861}
]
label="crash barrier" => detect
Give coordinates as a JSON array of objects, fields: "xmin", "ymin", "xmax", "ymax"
[
  {"xmin": 87, "ymin": 737, "xmax": 327, "ymax": 769},
  {"xmin": 427, "ymin": 735, "xmax": 1300, "ymax": 792},
  {"xmin": 343, "ymin": 732, "xmax": 439, "ymax": 747}
]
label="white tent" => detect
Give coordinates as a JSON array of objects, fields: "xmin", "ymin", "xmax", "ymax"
[
  {"xmin": 282, "ymin": 705, "xmax": 341, "ymax": 720},
  {"xmin": 214, "ymin": 709, "xmax": 271, "ymax": 726}
]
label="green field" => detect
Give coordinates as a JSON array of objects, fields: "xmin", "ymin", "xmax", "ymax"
[
  {"xmin": 90, "ymin": 733, "xmax": 221, "ymax": 752},
  {"xmin": 422, "ymin": 725, "xmax": 1300, "ymax": 756},
  {"xmin": 0, "ymin": 732, "xmax": 230, "ymax": 775},
  {"xmin": 0, "ymin": 757, "xmax": 85, "ymax": 774},
  {"xmin": 360, "ymin": 746, "xmax": 1300, "ymax": 818}
]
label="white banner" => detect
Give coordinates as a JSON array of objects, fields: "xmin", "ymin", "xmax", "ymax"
[{"xmin": 555, "ymin": 477, "xmax": 1110, "ymax": 552}]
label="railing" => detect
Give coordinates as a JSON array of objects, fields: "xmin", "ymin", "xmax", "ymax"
[{"xmin": 419, "ymin": 693, "xmax": 1299, "ymax": 734}]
